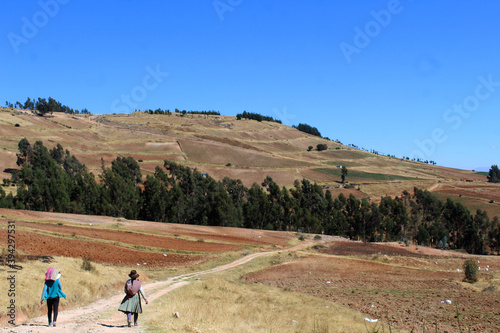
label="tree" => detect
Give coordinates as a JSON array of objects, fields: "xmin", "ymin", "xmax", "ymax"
[
  {"xmin": 316, "ymin": 144, "xmax": 327, "ymax": 151},
  {"xmin": 100, "ymin": 156, "xmax": 142, "ymax": 219},
  {"xmin": 47, "ymin": 97, "xmax": 60, "ymax": 113},
  {"xmin": 23, "ymin": 97, "xmax": 35, "ymax": 110},
  {"xmin": 0, "ymin": 186, "xmax": 14, "ymax": 208},
  {"xmin": 16, "ymin": 138, "xmax": 33, "ymax": 166},
  {"xmin": 35, "ymin": 98, "xmax": 51, "ymax": 116},
  {"xmin": 262, "ymin": 176, "xmax": 285, "ymax": 230},
  {"xmin": 488, "ymin": 216, "xmax": 500, "ymax": 254},
  {"xmin": 293, "ymin": 123, "xmax": 322, "ymax": 137},
  {"xmin": 487, "ymin": 165, "xmax": 500, "ymax": 183},
  {"xmin": 415, "ymin": 224, "xmax": 430, "ymax": 245},
  {"xmin": 243, "ymin": 183, "xmax": 269, "ymax": 229},
  {"xmin": 341, "ymin": 166, "xmax": 348, "ymax": 183},
  {"xmin": 14, "ymin": 140, "xmax": 73, "ymax": 212}
]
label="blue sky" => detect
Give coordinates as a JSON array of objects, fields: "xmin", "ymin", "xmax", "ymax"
[{"xmin": 1, "ymin": 0, "xmax": 499, "ymax": 171}]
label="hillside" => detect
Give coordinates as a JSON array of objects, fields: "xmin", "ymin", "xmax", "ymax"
[
  {"xmin": 1, "ymin": 107, "xmax": 498, "ymax": 217},
  {"xmin": 1, "ymin": 107, "xmax": 500, "ymax": 331}
]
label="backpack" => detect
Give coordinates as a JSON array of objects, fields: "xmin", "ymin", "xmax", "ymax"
[{"xmin": 125, "ymin": 279, "xmax": 141, "ymax": 296}]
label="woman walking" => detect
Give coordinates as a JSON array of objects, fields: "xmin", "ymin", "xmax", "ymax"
[
  {"xmin": 118, "ymin": 270, "xmax": 148, "ymax": 327},
  {"xmin": 41, "ymin": 268, "xmax": 67, "ymax": 327}
]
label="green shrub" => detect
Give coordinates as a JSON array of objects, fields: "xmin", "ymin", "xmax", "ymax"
[
  {"xmin": 316, "ymin": 144, "xmax": 328, "ymax": 151},
  {"xmin": 463, "ymin": 259, "xmax": 478, "ymax": 283},
  {"xmin": 313, "ymin": 235, "xmax": 322, "ymax": 240}
]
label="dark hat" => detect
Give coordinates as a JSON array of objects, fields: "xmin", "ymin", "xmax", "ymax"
[{"xmin": 128, "ymin": 270, "xmax": 139, "ymax": 279}]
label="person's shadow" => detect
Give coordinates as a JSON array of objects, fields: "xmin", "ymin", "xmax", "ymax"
[{"xmin": 99, "ymin": 323, "xmax": 130, "ymax": 328}]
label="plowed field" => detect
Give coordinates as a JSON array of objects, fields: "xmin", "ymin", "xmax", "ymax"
[
  {"xmin": 435, "ymin": 184, "xmax": 500, "ymax": 202},
  {"xmin": 0, "ymin": 229, "xmax": 208, "ymax": 267},
  {"xmin": 0, "ymin": 208, "xmax": 294, "ymax": 269},
  {"xmin": 13, "ymin": 221, "xmax": 244, "ymax": 253},
  {"xmin": 245, "ymin": 241, "xmax": 500, "ymax": 333}
]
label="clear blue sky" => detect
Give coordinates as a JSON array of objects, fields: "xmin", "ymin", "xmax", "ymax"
[{"xmin": 1, "ymin": 0, "xmax": 499, "ymax": 171}]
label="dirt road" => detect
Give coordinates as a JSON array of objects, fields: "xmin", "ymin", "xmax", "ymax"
[{"xmin": 1, "ymin": 242, "xmax": 314, "ymax": 332}]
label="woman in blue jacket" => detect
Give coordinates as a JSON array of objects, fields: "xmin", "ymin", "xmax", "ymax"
[{"xmin": 41, "ymin": 268, "xmax": 67, "ymax": 327}]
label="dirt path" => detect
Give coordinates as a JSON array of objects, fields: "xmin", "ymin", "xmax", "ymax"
[
  {"xmin": 2, "ymin": 242, "xmax": 314, "ymax": 332},
  {"xmin": 427, "ymin": 182, "xmax": 441, "ymax": 192}
]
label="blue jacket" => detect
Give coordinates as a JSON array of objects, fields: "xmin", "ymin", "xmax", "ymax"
[{"xmin": 42, "ymin": 279, "xmax": 67, "ymax": 301}]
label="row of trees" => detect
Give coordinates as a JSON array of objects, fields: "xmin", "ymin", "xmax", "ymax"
[
  {"xmin": 180, "ymin": 110, "xmax": 220, "ymax": 115},
  {"xmin": 293, "ymin": 123, "xmax": 322, "ymax": 137},
  {"xmin": 5, "ymin": 97, "xmax": 90, "ymax": 115},
  {"xmin": 235, "ymin": 113, "xmax": 327, "ymax": 143},
  {"xmin": 409, "ymin": 188, "xmax": 498, "ymax": 254},
  {"xmin": 236, "ymin": 111, "xmax": 282, "ymax": 123},
  {"xmin": 166, "ymin": 109, "xmax": 220, "ymax": 116},
  {"xmin": 1, "ymin": 139, "xmax": 499, "ymax": 254},
  {"xmin": 142, "ymin": 109, "xmax": 221, "ymax": 116}
]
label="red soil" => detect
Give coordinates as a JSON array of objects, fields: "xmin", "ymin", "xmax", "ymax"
[
  {"xmin": 0, "ymin": 208, "xmax": 293, "ymax": 268},
  {"xmin": 246, "ymin": 241, "xmax": 500, "ymax": 333},
  {"xmin": 435, "ymin": 185, "xmax": 500, "ymax": 202},
  {"xmin": 14, "ymin": 221, "xmax": 244, "ymax": 253},
  {"xmin": 0, "ymin": 229, "xmax": 207, "ymax": 267},
  {"xmin": 0, "ymin": 208, "xmax": 293, "ymax": 247}
]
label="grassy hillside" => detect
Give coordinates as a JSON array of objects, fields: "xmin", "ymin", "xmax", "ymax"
[{"xmin": 0, "ymin": 107, "xmax": 497, "ymax": 215}]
